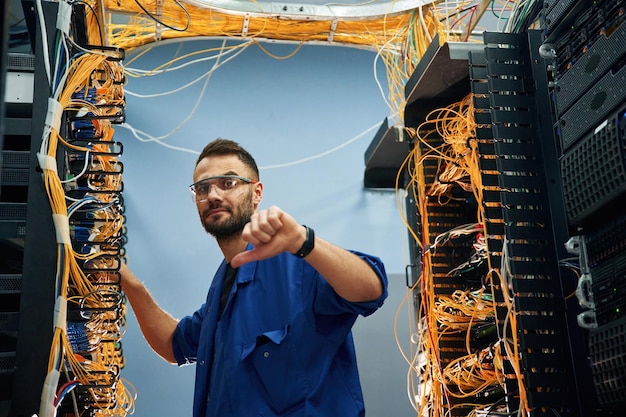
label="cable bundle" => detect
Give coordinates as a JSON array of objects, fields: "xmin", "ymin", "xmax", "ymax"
[
  {"xmin": 34, "ymin": 1, "xmax": 133, "ymax": 416},
  {"xmin": 99, "ymin": 0, "xmax": 451, "ymax": 126},
  {"xmin": 395, "ymin": 93, "xmax": 530, "ymax": 416}
]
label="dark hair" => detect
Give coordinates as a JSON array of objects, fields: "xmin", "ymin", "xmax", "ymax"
[{"xmin": 196, "ymin": 138, "xmax": 259, "ymax": 180}]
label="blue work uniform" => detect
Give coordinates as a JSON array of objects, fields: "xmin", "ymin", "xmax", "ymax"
[{"xmin": 172, "ymin": 246, "xmax": 388, "ymax": 417}]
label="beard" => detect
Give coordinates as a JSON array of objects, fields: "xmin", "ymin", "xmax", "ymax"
[{"xmin": 201, "ymin": 190, "xmax": 255, "ymax": 240}]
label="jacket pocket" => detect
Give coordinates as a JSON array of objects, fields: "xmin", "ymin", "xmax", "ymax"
[{"xmin": 241, "ymin": 325, "xmax": 310, "ymax": 414}]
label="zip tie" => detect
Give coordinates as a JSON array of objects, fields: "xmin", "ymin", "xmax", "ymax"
[
  {"xmin": 53, "ymin": 295, "xmax": 67, "ymax": 332},
  {"xmin": 36, "ymin": 153, "xmax": 57, "ymax": 173},
  {"xmin": 328, "ymin": 19, "xmax": 338, "ymax": 42},
  {"xmin": 52, "ymin": 214, "xmax": 72, "ymax": 244},
  {"xmin": 56, "ymin": 1, "xmax": 72, "ymax": 35},
  {"xmin": 89, "ymin": 229, "xmax": 100, "ymax": 242},
  {"xmin": 242, "ymin": 15, "xmax": 250, "ymax": 37},
  {"xmin": 155, "ymin": 0, "xmax": 163, "ymax": 41},
  {"xmin": 39, "ymin": 369, "xmax": 61, "ymax": 417},
  {"xmin": 45, "ymin": 98, "xmax": 63, "ymax": 132}
]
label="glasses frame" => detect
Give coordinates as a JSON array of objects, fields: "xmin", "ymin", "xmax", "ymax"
[{"xmin": 189, "ymin": 175, "xmax": 257, "ymax": 202}]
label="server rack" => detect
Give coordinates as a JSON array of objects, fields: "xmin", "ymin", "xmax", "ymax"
[
  {"xmin": 363, "ymin": 1, "xmax": 626, "ymax": 414},
  {"xmin": 2, "ymin": 2, "xmax": 129, "ymax": 417},
  {"xmin": 547, "ymin": 0, "xmax": 626, "ymax": 409}
]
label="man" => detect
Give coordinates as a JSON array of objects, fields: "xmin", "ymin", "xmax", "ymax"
[{"xmin": 120, "ymin": 138, "xmax": 388, "ymax": 417}]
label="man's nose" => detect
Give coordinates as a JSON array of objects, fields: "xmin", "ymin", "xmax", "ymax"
[{"xmin": 206, "ymin": 184, "xmax": 223, "ymax": 199}]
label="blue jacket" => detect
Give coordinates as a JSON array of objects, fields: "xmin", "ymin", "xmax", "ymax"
[{"xmin": 172, "ymin": 247, "xmax": 388, "ymax": 417}]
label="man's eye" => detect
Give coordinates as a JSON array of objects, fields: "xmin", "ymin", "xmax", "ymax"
[
  {"xmin": 222, "ymin": 179, "xmax": 238, "ymax": 189},
  {"xmin": 197, "ymin": 184, "xmax": 210, "ymax": 194}
]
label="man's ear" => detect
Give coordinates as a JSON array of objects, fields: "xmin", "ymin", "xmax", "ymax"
[{"xmin": 253, "ymin": 182, "xmax": 263, "ymax": 207}]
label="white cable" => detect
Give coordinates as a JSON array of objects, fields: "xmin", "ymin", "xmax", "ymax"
[
  {"xmin": 35, "ymin": 0, "xmax": 52, "ymax": 87},
  {"xmin": 125, "ymin": 41, "xmax": 252, "ymax": 98},
  {"xmin": 259, "ymin": 121, "xmax": 381, "ymax": 170},
  {"xmin": 417, "ymin": 3, "xmax": 432, "ymax": 44},
  {"xmin": 118, "ymin": 123, "xmax": 200, "ymax": 155},
  {"xmin": 67, "ymin": 196, "xmax": 100, "ymax": 216},
  {"xmin": 124, "ymin": 67, "xmax": 211, "ymax": 98},
  {"xmin": 122, "ymin": 39, "xmax": 246, "ymax": 142},
  {"xmin": 122, "ymin": 43, "xmax": 389, "ymax": 171},
  {"xmin": 60, "ymin": 151, "xmax": 90, "ymax": 183},
  {"xmin": 119, "ymin": 40, "xmax": 231, "ymax": 152},
  {"xmin": 125, "ymin": 41, "xmax": 251, "ymax": 77},
  {"xmin": 119, "ymin": 40, "xmax": 250, "ymax": 153},
  {"xmin": 373, "ymin": 42, "xmax": 394, "ymax": 114},
  {"xmin": 495, "ymin": 0, "xmax": 513, "ymax": 31}
]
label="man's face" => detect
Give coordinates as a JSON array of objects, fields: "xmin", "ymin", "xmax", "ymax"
[{"xmin": 192, "ymin": 155, "xmax": 261, "ymax": 240}]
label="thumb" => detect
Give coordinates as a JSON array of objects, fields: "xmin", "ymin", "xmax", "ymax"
[{"xmin": 230, "ymin": 247, "xmax": 259, "ymax": 268}]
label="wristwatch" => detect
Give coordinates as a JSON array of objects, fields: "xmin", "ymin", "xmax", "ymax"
[{"xmin": 293, "ymin": 225, "xmax": 315, "ymax": 258}]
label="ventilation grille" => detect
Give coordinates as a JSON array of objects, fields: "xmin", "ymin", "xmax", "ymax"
[
  {"xmin": 6, "ymin": 53, "xmax": 35, "ymax": 72},
  {"xmin": 589, "ymin": 316, "xmax": 626, "ymax": 406},
  {"xmin": 560, "ymin": 106, "xmax": 626, "ymax": 225}
]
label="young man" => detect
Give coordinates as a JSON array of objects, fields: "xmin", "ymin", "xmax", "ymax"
[{"xmin": 120, "ymin": 138, "xmax": 388, "ymax": 417}]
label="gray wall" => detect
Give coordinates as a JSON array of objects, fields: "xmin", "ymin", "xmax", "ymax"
[{"xmin": 117, "ymin": 39, "xmax": 415, "ymax": 417}]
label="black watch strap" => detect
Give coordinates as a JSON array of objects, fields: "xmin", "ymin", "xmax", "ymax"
[{"xmin": 293, "ymin": 225, "xmax": 315, "ymax": 258}]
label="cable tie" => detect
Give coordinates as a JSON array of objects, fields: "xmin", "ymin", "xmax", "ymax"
[
  {"xmin": 39, "ymin": 369, "xmax": 60, "ymax": 417},
  {"xmin": 328, "ymin": 18, "xmax": 338, "ymax": 42},
  {"xmin": 36, "ymin": 153, "xmax": 57, "ymax": 173},
  {"xmin": 155, "ymin": 0, "xmax": 163, "ymax": 40},
  {"xmin": 242, "ymin": 15, "xmax": 250, "ymax": 37},
  {"xmin": 45, "ymin": 98, "xmax": 63, "ymax": 131},
  {"xmin": 89, "ymin": 230, "xmax": 99, "ymax": 242},
  {"xmin": 52, "ymin": 214, "xmax": 72, "ymax": 244},
  {"xmin": 53, "ymin": 295, "xmax": 67, "ymax": 332},
  {"xmin": 56, "ymin": 1, "xmax": 72, "ymax": 35}
]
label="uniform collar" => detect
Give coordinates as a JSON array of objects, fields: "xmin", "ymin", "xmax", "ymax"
[{"xmin": 229, "ymin": 242, "xmax": 256, "ymax": 284}]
